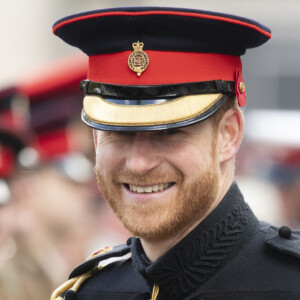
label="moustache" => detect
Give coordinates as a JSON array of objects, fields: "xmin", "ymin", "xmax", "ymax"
[{"xmin": 95, "ymin": 167, "xmax": 183, "ymax": 186}]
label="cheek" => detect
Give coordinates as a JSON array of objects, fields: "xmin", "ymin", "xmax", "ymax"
[
  {"xmin": 170, "ymin": 145, "xmax": 212, "ymax": 178},
  {"xmin": 169, "ymin": 147, "xmax": 199, "ymax": 176},
  {"xmin": 95, "ymin": 142, "xmax": 125, "ymax": 174}
]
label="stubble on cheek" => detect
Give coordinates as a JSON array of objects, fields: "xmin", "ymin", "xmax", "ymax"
[
  {"xmin": 94, "ymin": 150, "xmax": 219, "ymax": 242},
  {"xmin": 94, "ymin": 167, "xmax": 182, "ymax": 234}
]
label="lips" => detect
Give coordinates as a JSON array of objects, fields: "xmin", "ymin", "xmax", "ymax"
[{"xmin": 127, "ymin": 183, "xmax": 173, "ymax": 193}]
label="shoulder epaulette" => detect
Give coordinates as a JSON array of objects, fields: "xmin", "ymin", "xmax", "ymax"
[
  {"xmin": 69, "ymin": 243, "xmax": 131, "ymax": 279},
  {"xmin": 265, "ymin": 225, "xmax": 300, "ymax": 259},
  {"xmin": 51, "ymin": 243, "xmax": 131, "ymax": 300}
]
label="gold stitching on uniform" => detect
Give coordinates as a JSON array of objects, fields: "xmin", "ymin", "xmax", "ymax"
[
  {"xmin": 50, "ymin": 267, "xmax": 98, "ymax": 300},
  {"xmin": 151, "ymin": 284, "xmax": 159, "ymax": 300},
  {"xmin": 83, "ymin": 93, "xmax": 222, "ymax": 127}
]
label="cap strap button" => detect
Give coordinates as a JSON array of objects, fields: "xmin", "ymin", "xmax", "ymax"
[{"xmin": 239, "ymin": 82, "xmax": 246, "ymax": 93}]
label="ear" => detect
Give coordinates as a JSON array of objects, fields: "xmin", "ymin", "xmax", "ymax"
[{"xmin": 217, "ymin": 108, "xmax": 244, "ymax": 163}]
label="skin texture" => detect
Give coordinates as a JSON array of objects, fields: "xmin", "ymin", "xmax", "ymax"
[{"xmin": 94, "ymin": 107, "xmax": 244, "ymax": 261}]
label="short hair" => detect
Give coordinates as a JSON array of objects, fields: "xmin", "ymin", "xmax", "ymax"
[{"xmin": 210, "ymin": 95, "xmax": 239, "ymax": 132}]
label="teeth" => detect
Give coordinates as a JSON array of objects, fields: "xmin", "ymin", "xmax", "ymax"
[
  {"xmin": 128, "ymin": 183, "xmax": 171, "ymax": 193},
  {"xmin": 152, "ymin": 185, "xmax": 159, "ymax": 192},
  {"xmin": 137, "ymin": 186, "xmax": 144, "ymax": 193},
  {"xmin": 144, "ymin": 186, "xmax": 153, "ymax": 193}
]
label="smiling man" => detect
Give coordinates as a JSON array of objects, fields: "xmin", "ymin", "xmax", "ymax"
[
  {"xmin": 94, "ymin": 119, "xmax": 221, "ymax": 258},
  {"xmin": 51, "ymin": 7, "xmax": 300, "ymax": 300}
]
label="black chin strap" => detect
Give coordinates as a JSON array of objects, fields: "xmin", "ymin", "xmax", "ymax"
[{"xmin": 80, "ymin": 79, "xmax": 235, "ymax": 100}]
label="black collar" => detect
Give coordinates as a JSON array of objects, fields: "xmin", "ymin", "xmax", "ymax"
[{"xmin": 131, "ymin": 182, "xmax": 259, "ymax": 300}]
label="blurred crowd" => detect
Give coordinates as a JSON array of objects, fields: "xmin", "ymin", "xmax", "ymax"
[
  {"xmin": 0, "ymin": 54, "xmax": 300, "ymax": 300},
  {"xmin": 0, "ymin": 54, "xmax": 129, "ymax": 300},
  {"xmin": 236, "ymin": 110, "xmax": 300, "ymax": 228}
]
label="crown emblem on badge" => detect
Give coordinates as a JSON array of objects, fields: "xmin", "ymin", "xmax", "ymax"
[{"xmin": 128, "ymin": 41, "xmax": 149, "ymax": 76}]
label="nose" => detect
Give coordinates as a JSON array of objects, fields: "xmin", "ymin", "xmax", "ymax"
[{"xmin": 125, "ymin": 132, "xmax": 161, "ymax": 175}]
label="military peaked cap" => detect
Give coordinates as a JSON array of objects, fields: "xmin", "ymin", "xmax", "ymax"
[{"xmin": 53, "ymin": 7, "xmax": 271, "ymax": 131}]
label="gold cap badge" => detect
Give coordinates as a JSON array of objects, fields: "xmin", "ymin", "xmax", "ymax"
[{"xmin": 128, "ymin": 41, "xmax": 149, "ymax": 76}]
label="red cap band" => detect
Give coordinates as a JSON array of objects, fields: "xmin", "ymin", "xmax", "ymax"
[
  {"xmin": 88, "ymin": 51, "xmax": 242, "ymax": 85},
  {"xmin": 235, "ymin": 68, "xmax": 247, "ymax": 106}
]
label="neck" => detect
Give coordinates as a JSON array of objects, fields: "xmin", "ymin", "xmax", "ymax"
[
  {"xmin": 140, "ymin": 176, "xmax": 233, "ymax": 262},
  {"xmin": 140, "ymin": 218, "xmax": 202, "ymax": 262}
]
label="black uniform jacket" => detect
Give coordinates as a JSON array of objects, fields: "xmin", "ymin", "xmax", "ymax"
[{"xmin": 63, "ymin": 183, "xmax": 300, "ymax": 300}]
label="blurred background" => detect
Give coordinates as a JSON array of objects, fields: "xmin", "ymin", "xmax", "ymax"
[{"xmin": 0, "ymin": 0, "xmax": 300, "ymax": 299}]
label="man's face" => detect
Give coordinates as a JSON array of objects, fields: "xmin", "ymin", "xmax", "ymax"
[{"xmin": 94, "ymin": 120, "xmax": 220, "ymax": 242}]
